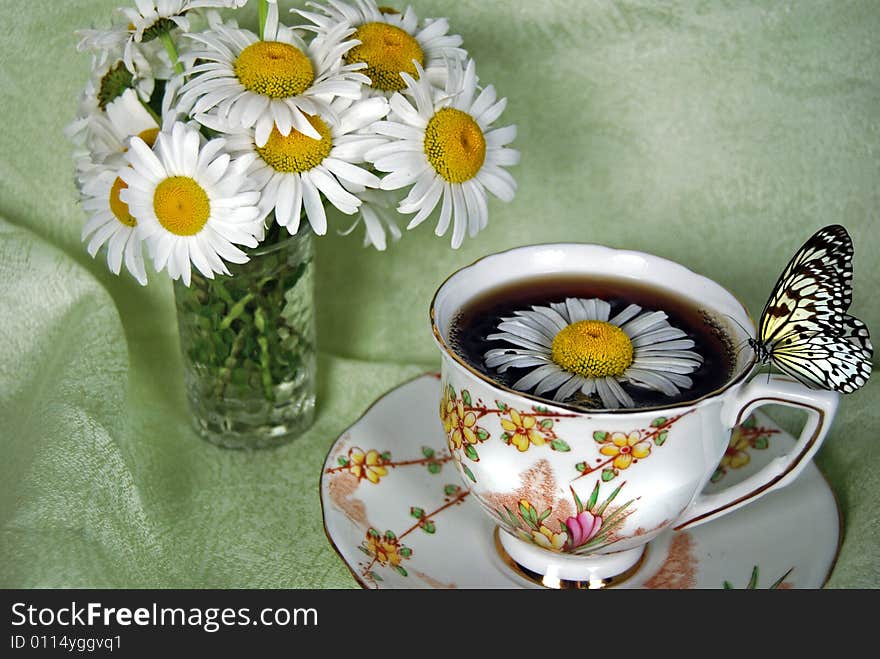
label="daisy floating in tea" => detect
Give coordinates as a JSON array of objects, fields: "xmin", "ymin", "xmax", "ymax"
[{"xmin": 483, "ymin": 297, "xmax": 705, "ymax": 409}]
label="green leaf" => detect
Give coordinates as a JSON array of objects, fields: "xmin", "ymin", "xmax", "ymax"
[
  {"xmin": 710, "ymin": 469, "xmax": 724, "ymax": 483},
  {"xmin": 651, "ymin": 417, "xmax": 668, "ymax": 428},
  {"xmin": 575, "ymin": 461, "xmax": 588, "ymax": 474},
  {"xmin": 421, "ymin": 521, "xmax": 436, "ymax": 534},
  {"xmin": 501, "ymin": 432, "xmax": 511, "ymax": 442},
  {"xmin": 427, "ymin": 462, "xmax": 441, "ymax": 474},
  {"xmin": 476, "ymin": 428, "xmax": 489, "ymax": 441},
  {"xmin": 655, "ymin": 430, "xmax": 669, "ymax": 446},
  {"xmin": 753, "ymin": 437, "xmax": 770, "ymax": 450},
  {"xmin": 380, "ymin": 451, "xmax": 391, "ymax": 462},
  {"xmin": 747, "ymin": 566, "xmax": 759, "ymax": 589},
  {"xmin": 399, "ymin": 547, "xmax": 413, "ymax": 558},
  {"xmin": 743, "ymin": 415, "xmax": 757, "ymax": 429},
  {"xmin": 572, "ymin": 486, "xmax": 584, "ymax": 514},
  {"xmin": 599, "ymin": 499, "xmax": 636, "ymax": 529},
  {"xmin": 462, "ymin": 390, "xmax": 472, "ymax": 406},
  {"xmin": 538, "ymin": 508, "xmax": 552, "ymax": 522},
  {"xmin": 769, "ymin": 568, "xmax": 794, "ymax": 589},
  {"xmin": 337, "ymin": 457, "xmax": 349, "ymax": 467},
  {"xmin": 586, "ymin": 481, "xmax": 600, "ymax": 511},
  {"xmin": 462, "ymin": 464, "xmax": 477, "ymax": 483},
  {"xmin": 371, "ymin": 572, "xmax": 383, "ymax": 582},
  {"xmin": 593, "ymin": 431, "xmax": 608, "ymax": 442},
  {"xmin": 448, "ymin": 385, "xmax": 456, "ymax": 400},
  {"xmin": 464, "ymin": 444, "xmax": 480, "ymax": 462},
  {"xmin": 422, "ymin": 447, "xmax": 435, "ymax": 459},
  {"xmin": 394, "ymin": 565, "xmax": 409, "ymax": 577},
  {"xmin": 444, "ymin": 484, "xmax": 459, "ymax": 496},
  {"xmin": 550, "ymin": 439, "xmax": 570, "ymax": 452},
  {"xmin": 540, "ymin": 418, "xmax": 554, "ymax": 429},
  {"xmin": 384, "ymin": 530, "xmax": 397, "ymax": 541},
  {"xmin": 410, "ymin": 507, "xmax": 425, "ymax": 519},
  {"xmin": 601, "ymin": 468, "xmax": 616, "ymax": 482},
  {"xmin": 496, "ymin": 401, "xmax": 508, "ymax": 411},
  {"xmin": 722, "ymin": 580, "xmax": 733, "ymax": 589},
  {"xmin": 358, "ymin": 545, "xmax": 371, "ymax": 556},
  {"xmin": 367, "ymin": 528, "xmax": 380, "ymax": 539}
]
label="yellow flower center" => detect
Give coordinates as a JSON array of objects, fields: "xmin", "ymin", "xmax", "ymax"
[
  {"xmin": 551, "ymin": 320, "xmax": 634, "ymax": 378},
  {"xmin": 344, "ymin": 22, "xmax": 424, "ymax": 92},
  {"xmin": 109, "ymin": 177, "xmax": 137, "ymax": 227},
  {"xmin": 137, "ymin": 127, "xmax": 159, "ymax": 147},
  {"xmin": 153, "ymin": 176, "xmax": 210, "ymax": 236},
  {"xmin": 255, "ymin": 114, "xmax": 333, "ymax": 173},
  {"xmin": 424, "ymin": 108, "xmax": 486, "ymax": 183},
  {"xmin": 234, "ymin": 41, "xmax": 315, "ymax": 99}
]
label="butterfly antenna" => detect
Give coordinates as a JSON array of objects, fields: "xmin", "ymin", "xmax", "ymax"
[{"xmin": 722, "ymin": 313, "xmax": 754, "ymax": 339}]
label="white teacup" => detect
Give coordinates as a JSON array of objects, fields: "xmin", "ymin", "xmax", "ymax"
[{"xmin": 430, "ymin": 243, "xmax": 839, "ymax": 586}]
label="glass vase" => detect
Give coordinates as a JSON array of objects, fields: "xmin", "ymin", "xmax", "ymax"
[{"xmin": 173, "ymin": 226, "xmax": 316, "ymax": 449}]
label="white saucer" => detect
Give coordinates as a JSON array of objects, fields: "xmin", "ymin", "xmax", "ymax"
[{"xmin": 320, "ymin": 374, "xmax": 840, "ymax": 588}]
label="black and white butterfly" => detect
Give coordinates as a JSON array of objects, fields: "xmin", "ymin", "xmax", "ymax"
[{"xmin": 748, "ymin": 224, "xmax": 873, "ymax": 393}]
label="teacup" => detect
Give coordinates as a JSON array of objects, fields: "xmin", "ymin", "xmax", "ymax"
[{"xmin": 430, "ymin": 243, "xmax": 839, "ymax": 586}]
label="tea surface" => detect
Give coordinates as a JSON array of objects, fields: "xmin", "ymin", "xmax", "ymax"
[{"xmin": 448, "ymin": 275, "xmax": 736, "ymax": 409}]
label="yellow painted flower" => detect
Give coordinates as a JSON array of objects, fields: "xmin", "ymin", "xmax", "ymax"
[
  {"xmin": 447, "ymin": 399, "xmax": 478, "ymax": 450},
  {"xmin": 599, "ymin": 431, "xmax": 652, "ymax": 470},
  {"xmin": 720, "ymin": 433, "xmax": 751, "ymax": 470},
  {"xmin": 531, "ymin": 524, "xmax": 567, "ymax": 552},
  {"xmin": 439, "ymin": 386, "xmax": 456, "ymax": 434},
  {"xmin": 501, "ymin": 408, "xmax": 547, "ymax": 452},
  {"xmin": 348, "ymin": 447, "xmax": 388, "ymax": 484},
  {"xmin": 365, "ymin": 532, "xmax": 404, "ymax": 566}
]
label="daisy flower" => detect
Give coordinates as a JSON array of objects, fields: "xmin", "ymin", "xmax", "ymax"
[
  {"xmin": 79, "ymin": 160, "xmax": 150, "ymax": 286},
  {"xmin": 69, "ymin": 88, "xmax": 161, "ymax": 174},
  {"xmin": 177, "ymin": 1, "xmax": 369, "ymax": 147},
  {"xmin": 197, "ymin": 95, "xmax": 390, "ymax": 235},
  {"xmin": 119, "ymin": 122, "xmax": 263, "ymax": 286},
  {"xmin": 121, "ymin": 0, "xmax": 248, "ymax": 44},
  {"xmin": 484, "ymin": 298, "xmax": 704, "ymax": 409},
  {"xmin": 295, "ymin": 0, "xmax": 466, "ymax": 94},
  {"xmin": 339, "ymin": 188, "xmax": 402, "ymax": 250},
  {"xmin": 366, "ymin": 59, "xmax": 519, "ymax": 248}
]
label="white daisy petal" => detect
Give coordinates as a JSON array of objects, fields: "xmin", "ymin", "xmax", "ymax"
[
  {"xmin": 513, "ymin": 364, "xmax": 564, "ymax": 392},
  {"xmin": 604, "ymin": 377, "xmax": 635, "ymax": 408}
]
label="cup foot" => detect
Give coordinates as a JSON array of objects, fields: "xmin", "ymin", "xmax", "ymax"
[{"xmin": 495, "ymin": 528, "xmax": 647, "ymax": 589}]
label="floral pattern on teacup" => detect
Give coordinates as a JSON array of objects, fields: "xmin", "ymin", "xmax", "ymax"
[
  {"xmin": 439, "ymin": 383, "xmax": 578, "ymax": 481},
  {"xmin": 711, "ymin": 417, "xmax": 780, "ymax": 483}
]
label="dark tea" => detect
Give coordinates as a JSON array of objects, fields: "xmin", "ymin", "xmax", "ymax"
[{"xmin": 448, "ymin": 275, "xmax": 736, "ymax": 409}]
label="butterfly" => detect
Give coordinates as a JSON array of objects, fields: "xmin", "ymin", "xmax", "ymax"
[{"xmin": 748, "ymin": 224, "xmax": 873, "ymax": 393}]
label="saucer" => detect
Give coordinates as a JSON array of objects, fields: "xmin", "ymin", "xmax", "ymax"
[{"xmin": 320, "ymin": 373, "xmax": 840, "ymax": 588}]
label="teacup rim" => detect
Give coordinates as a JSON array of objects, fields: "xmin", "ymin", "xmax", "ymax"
[{"xmin": 430, "ymin": 241, "xmax": 758, "ymax": 415}]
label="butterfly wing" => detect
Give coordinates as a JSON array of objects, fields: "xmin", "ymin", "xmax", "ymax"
[
  {"xmin": 758, "ymin": 260, "xmax": 847, "ymax": 346},
  {"xmin": 769, "ymin": 317, "xmax": 873, "ymax": 393},
  {"xmin": 766, "ymin": 224, "xmax": 854, "ymax": 311}
]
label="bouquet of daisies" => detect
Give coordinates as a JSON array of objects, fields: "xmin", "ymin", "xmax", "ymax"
[{"xmin": 68, "ymin": 0, "xmax": 520, "ymax": 287}]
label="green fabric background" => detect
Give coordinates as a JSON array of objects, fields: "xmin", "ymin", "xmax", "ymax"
[{"xmin": 1, "ymin": 0, "xmax": 877, "ymax": 587}]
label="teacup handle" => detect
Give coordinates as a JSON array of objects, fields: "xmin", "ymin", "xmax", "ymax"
[{"xmin": 674, "ymin": 374, "xmax": 839, "ymax": 531}]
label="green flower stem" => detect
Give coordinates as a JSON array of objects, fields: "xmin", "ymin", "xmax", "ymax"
[
  {"xmin": 214, "ymin": 327, "xmax": 247, "ymax": 398},
  {"xmin": 219, "ymin": 293, "xmax": 255, "ymax": 330},
  {"xmin": 160, "ymin": 31, "xmax": 185, "ymax": 77},
  {"xmin": 259, "ymin": 0, "xmax": 270, "ymax": 40},
  {"xmin": 139, "ymin": 98, "xmax": 162, "ymax": 125}
]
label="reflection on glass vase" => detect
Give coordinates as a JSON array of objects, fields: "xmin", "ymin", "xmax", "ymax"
[{"xmin": 173, "ymin": 224, "xmax": 316, "ymax": 449}]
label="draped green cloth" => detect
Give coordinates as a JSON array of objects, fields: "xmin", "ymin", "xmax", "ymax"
[{"xmin": 1, "ymin": 0, "xmax": 877, "ymax": 588}]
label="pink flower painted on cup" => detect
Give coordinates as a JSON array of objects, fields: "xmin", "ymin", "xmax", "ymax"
[{"xmin": 565, "ymin": 510, "xmax": 602, "ymax": 549}]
